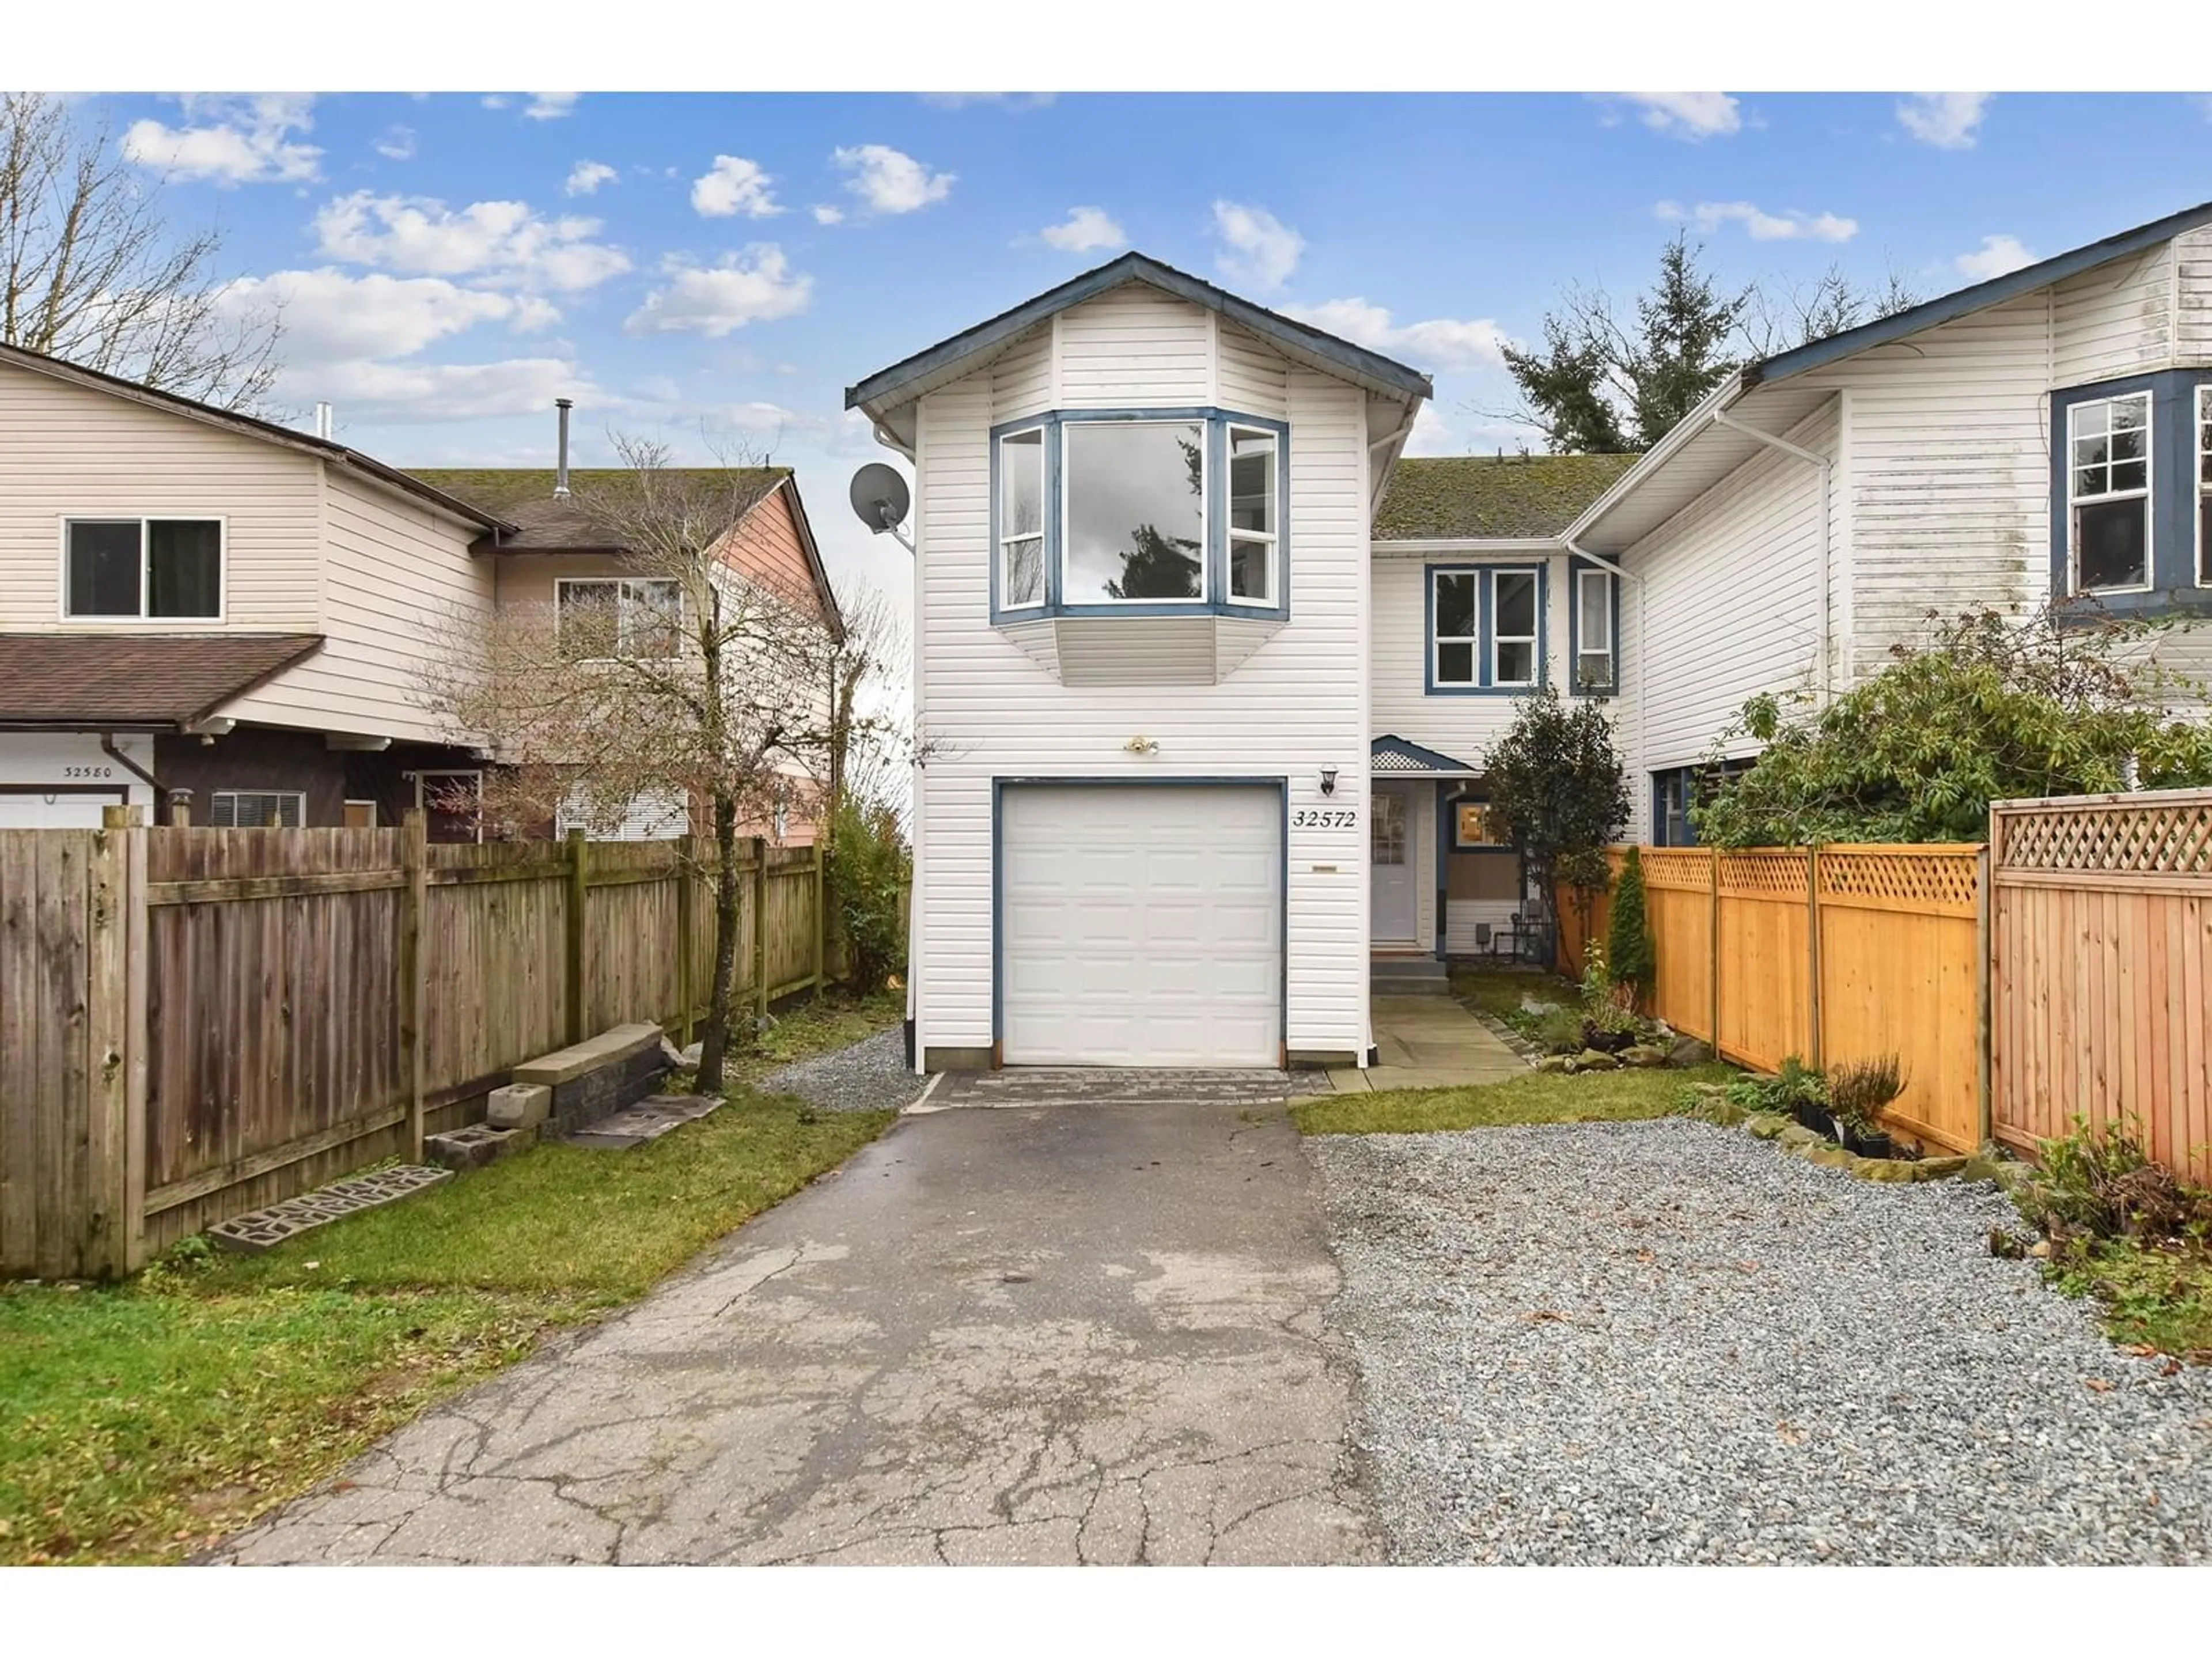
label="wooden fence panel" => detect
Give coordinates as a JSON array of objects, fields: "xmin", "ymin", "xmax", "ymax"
[
  {"xmin": 1714, "ymin": 851, "xmax": 1813, "ymax": 1074},
  {"xmin": 764, "ymin": 848, "xmax": 820, "ymax": 994},
  {"xmin": 1642, "ymin": 850, "xmax": 1715, "ymax": 1043},
  {"xmin": 1991, "ymin": 789, "xmax": 2212, "ymax": 1182},
  {"xmin": 584, "ymin": 842, "xmax": 684, "ymax": 1034},
  {"xmin": 421, "ymin": 843, "xmax": 566, "ymax": 1103},
  {"xmin": 1, "ymin": 831, "xmax": 97, "ymax": 1277}
]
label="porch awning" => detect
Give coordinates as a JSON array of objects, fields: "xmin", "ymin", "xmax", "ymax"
[{"xmin": 1371, "ymin": 734, "xmax": 1485, "ymax": 780}]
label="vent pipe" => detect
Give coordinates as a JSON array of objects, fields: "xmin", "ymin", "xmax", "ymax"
[
  {"xmin": 554, "ymin": 398, "xmax": 573, "ymax": 499},
  {"xmin": 313, "ymin": 402, "xmax": 333, "ymax": 440}
]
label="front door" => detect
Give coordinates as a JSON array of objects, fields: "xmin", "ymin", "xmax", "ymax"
[{"xmin": 1370, "ymin": 784, "xmax": 1416, "ymax": 944}]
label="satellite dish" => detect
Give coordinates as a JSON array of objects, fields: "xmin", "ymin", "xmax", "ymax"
[{"xmin": 848, "ymin": 463, "xmax": 911, "ymax": 536}]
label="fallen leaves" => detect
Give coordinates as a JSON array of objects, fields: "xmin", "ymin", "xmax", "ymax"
[
  {"xmin": 2085, "ymin": 1378, "xmax": 2114, "ymax": 1393},
  {"xmin": 1777, "ymin": 1422, "xmax": 1808, "ymax": 1446}
]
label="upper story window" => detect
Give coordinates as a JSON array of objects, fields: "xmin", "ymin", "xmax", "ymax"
[
  {"xmin": 557, "ymin": 576, "xmax": 682, "ymax": 660},
  {"xmin": 2051, "ymin": 372, "xmax": 2212, "ymax": 613},
  {"xmin": 65, "ymin": 518, "xmax": 222, "ymax": 620},
  {"xmin": 990, "ymin": 408, "xmax": 1289, "ymax": 621},
  {"xmin": 1428, "ymin": 565, "xmax": 1544, "ymax": 694},
  {"xmin": 1571, "ymin": 561, "xmax": 1619, "ymax": 695}
]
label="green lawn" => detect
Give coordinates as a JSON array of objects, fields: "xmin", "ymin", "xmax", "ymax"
[
  {"xmin": 2048, "ymin": 1238, "xmax": 2212, "ymax": 1362},
  {"xmin": 1294, "ymin": 1062, "xmax": 1738, "ymax": 1136},
  {"xmin": 1448, "ymin": 965, "xmax": 1578, "ymax": 1032},
  {"xmin": 0, "ymin": 991, "xmax": 900, "ymax": 1566}
]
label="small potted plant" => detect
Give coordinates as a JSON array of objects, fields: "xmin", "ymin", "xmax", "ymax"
[
  {"xmin": 1774, "ymin": 1055, "xmax": 1830, "ymax": 1135},
  {"xmin": 1827, "ymin": 1054, "xmax": 1907, "ymax": 1158}
]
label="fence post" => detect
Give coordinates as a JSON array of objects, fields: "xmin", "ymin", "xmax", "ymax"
[
  {"xmin": 565, "ymin": 828, "xmax": 589, "ymax": 1046},
  {"xmin": 1706, "ymin": 847, "xmax": 1721, "ymax": 1053},
  {"xmin": 399, "ymin": 809, "xmax": 428, "ymax": 1163},
  {"xmin": 813, "ymin": 837, "xmax": 828, "ymax": 994},
  {"xmin": 86, "ymin": 805, "xmax": 145, "ymax": 1278},
  {"xmin": 751, "ymin": 835, "xmax": 770, "ymax": 1026},
  {"xmin": 1975, "ymin": 840, "xmax": 1993, "ymax": 1149},
  {"xmin": 675, "ymin": 834, "xmax": 696, "ymax": 1048},
  {"xmin": 1806, "ymin": 844, "xmax": 1823, "ymax": 1070}
]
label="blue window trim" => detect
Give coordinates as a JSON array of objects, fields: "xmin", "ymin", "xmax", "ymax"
[
  {"xmin": 2048, "ymin": 370, "xmax": 2212, "ymax": 620},
  {"xmin": 1423, "ymin": 562, "xmax": 1548, "ymax": 696},
  {"xmin": 987, "ymin": 406, "xmax": 1291, "ymax": 626},
  {"xmin": 1566, "ymin": 556, "xmax": 1621, "ymax": 698},
  {"xmin": 990, "ymin": 776, "xmax": 1290, "ymax": 1065}
]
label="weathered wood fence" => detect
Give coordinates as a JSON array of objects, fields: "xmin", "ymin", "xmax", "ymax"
[
  {"xmin": 1990, "ymin": 789, "xmax": 2212, "ymax": 1183},
  {"xmin": 2, "ymin": 812, "xmax": 827, "ymax": 1279},
  {"xmin": 1559, "ymin": 843, "xmax": 1987, "ymax": 1153}
]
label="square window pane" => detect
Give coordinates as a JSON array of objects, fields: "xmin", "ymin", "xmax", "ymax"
[
  {"xmin": 2077, "ymin": 497, "xmax": 2148, "ymax": 590},
  {"xmin": 1000, "ymin": 429, "xmax": 1043, "ymax": 540},
  {"xmin": 67, "ymin": 521, "xmax": 142, "ymax": 616},
  {"xmin": 2075, "ymin": 465, "xmax": 2105, "ymax": 499},
  {"xmin": 1229, "ymin": 537, "xmax": 1271, "ymax": 601},
  {"xmin": 2111, "ymin": 459, "xmax": 2147, "ymax": 493},
  {"xmin": 2073, "ymin": 436, "xmax": 2108, "ymax": 474},
  {"xmin": 1577, "ymin": 573, "xmax": 1609, "ymax": 652},
  {"xmin": 1577, "ymin": 650, "xmax": 1612, "ymax": 691},
  {"xmin": 2074, "ymin": 402, "xmax": 2111, "ymax": 438},
  {"xmin": 1433, "ymin": 572, "xmax": 1475, "ymax": 638},
  {"xmin": 2109, "ymin": 425, "xmax": 2145, "ymax": 463},
  {"xmin": 558, "ymin": 581, "xmax": 622, "ymax": 657},
  {"xmin": 623, "ymin": 579, "xmax": 681, "ymax": 656},
  {"xmin": 1063, "ymin": 421, "xmax": 1205, "ymax": 602},
  {"xmin": 1229, "ymin": 429, "xmax": 1275, "ymax": 536},
  {"xmin": 2112, "ymin": 395, "xmax": 2147, "ymax": 431},
  {"xmin": 147, "ymin": 520, "xmax": 221, "ymax": 616},
  {"xmin": 1495, "ymin": 571, "xmax": 1537, "ymax": 636},
  {"xmin": 1496, "ymin": 640, "xmax": 1535, "ymax": 684},
  {"xmin": 1437, "ymin": 641, "xmax": 1475, "ymax": 684},
  {"xmin": 1003, "ymin": 535, "xmax": 1044, "ymax": 606}
]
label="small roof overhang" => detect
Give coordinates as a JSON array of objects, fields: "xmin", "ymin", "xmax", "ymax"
[
  {"xmin": 0, "ymin": 633, "xmax": 325, "ymax": 731},
  {"xmin": 1372, "ymin": 733, "xmax": 1485, "ymax": 779}
]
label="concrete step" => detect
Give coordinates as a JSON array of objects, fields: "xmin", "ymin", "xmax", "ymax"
[{"xmin": 1371, "ymin": 956, "xmax": 1450, "ymax": 996}]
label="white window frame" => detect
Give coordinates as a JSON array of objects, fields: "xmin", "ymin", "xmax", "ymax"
[
  {"xmin": 209, "ymin": 789, "xmax": 305, "ymax": 829},
  {"xmin": 1431, "ymin": 570, "xmax": 1480, "ymax": 687},
  {"xmin": 1491, "ymin": 568, "xmax": 1541, "ymax": 689},
  {"xmin": 1575, "ymin": 566, "xmax": 1614, "ymax": 692},
  {"xmin": 1225, "ymin": 422, "xmax": 1279, "ymax": 607},
  {"xmin": 2066, "ymin": 392, "xmax": 2154, "ymax": 596},
  {"xmin": 1060, "ymin": 418, "xmax": 1210, "ymax": 607},
  {"xmin": 555, "ymin": 576, "xmax": 684, "ymax": 660},
  {"xmin": 2198, "ymin": 384, "xmax": 2212, "ymax": 589},
  {"xmin": 343, "ymin": 798, "xmax": 378, "ymax": 828},
  {"xmin": 997, "ymin": 427, "xmax": 1047, "ymax": 611},
  {"xmin": 59, "ymin": 515, "xmax": 226, "ymax": 623}
]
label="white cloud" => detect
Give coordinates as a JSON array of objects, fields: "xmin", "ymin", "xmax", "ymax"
[
  {"xmin": 1656, "ymin": 199, "xmax": 1858, "ymax": 243},
  {"xmin": 812, "ymin": 204, "xmax": 844, "ymax": 225},
  {"xmin": 691, "ymin": 155, "xmax": 781, "ymax": 218},
  {"xmin": 480, "ymin": 95, "xmax": 510, "ymax": 111},
  {"xmin": 918, "ymin": 93, "xmax": 1056, "ymax": 111},
  {"xmin": 1403, "ymin": 404, "xmax": 1459, "ymax": 458},
  {"xmin": 565, "ymin": 160, "xmax": 617, "ymax": 197},
  {"xmin": 623, "ymin": 247, "xmax": 813, "ymax": 338},
  {"xmin": 1210, "ymin": 200, "xmax": 1303, "ymax": 290},
  {"xmin": 218, "ymin": 268, "xmax": 554, "ymax": 363},
  {"xmin": 1897, "ymin": 92, "xmax": 1990, "ymax": 149},
  {"xmin": 524, "ymin": 93, "xmax": 578, "ymax": 121},
  {"xmin": 301, "ymin": 356, "xmax": 591, "ymax": 422},
  {"xmin": 1039, "ymin": 206, "xmax": 1125, "ymax": 254},
  {"xmin": 121, "ymin": 93, "xmax": 322, "ymax": 185},
  {"xmin": 1955, "ymin": 233, "xmax": 2035, "ymax": 281},
  {"xmin": 1281, "ymin": 297, "xmax": 1512, "ymax": 372},
  {"xmin": 312, "ymin": 191, "xmax": 631, "ymax": 291},
  {"xmin": 832, "ymin": 144, "xmax": 954, "ymax": 214},
  {"xmin": 1609, "ymin": 92, "xmax": 1741, "ymax": 141},
  {"xmin": 374, "ymin": 126, "xmax": 416, "ymax": 161}
]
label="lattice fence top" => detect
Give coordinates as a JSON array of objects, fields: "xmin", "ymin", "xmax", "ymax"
[
  {"xmin": 1639, "ymin": 850, "xmax": 1713, "ymax": 892},
  {"xmin": 1819, "ymin": 847, "xmax": 1980, "ymax": 914},
  {"xmin": 1717, "ymin": 850, "xmax": 1811, "ymax": 897},
  {"xmin": 1994, "ymin": 791, "xmax": 2212, "ymax": 877}
]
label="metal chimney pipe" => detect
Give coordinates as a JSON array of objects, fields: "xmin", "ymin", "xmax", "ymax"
[
  {"xmin": 554, "ymin": 398, "xmax": 573, "ymax": 499},
  {"xmin": 314, "ymin": 402, "xmax": 333, "ymax": 440}
]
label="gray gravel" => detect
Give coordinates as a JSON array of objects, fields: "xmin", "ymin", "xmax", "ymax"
[
  {"xmin": 1313, "ymin": 1116, "xmax": 2212, "ymax": 1564},
  {"xmin": 759, "ymin": 1028, "xmax": 927, "ymax": 1113}
]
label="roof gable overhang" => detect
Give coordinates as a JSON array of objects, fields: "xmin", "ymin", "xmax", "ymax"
[{"xmin": 1372, "ymin": 733, "xmax": 1484, "ymax": 778}]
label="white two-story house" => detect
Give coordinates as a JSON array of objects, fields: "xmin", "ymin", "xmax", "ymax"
[{"xmin": 861, "ymin": 202, "xmax": 2212, "ymax": 1074}]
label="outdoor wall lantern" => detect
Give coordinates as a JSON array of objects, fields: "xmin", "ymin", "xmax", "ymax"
[{"xmin": 1320, "ymin": 766, "xmax": 1339, "ymax": 796}]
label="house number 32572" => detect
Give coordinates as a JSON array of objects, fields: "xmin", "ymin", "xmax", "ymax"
[{"xmin": 1291, "ymin": 808, "xmax": 1358, "ymax": 829}]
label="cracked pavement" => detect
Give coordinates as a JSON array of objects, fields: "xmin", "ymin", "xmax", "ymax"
[{"xmin": 209, "ymin": 1080, "xmax": 1376, "ymax": 1566}]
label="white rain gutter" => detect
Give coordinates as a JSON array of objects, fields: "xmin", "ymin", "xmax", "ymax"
[
  {"xmin": 1559, "ymin": 532, "xmax": 1649, "ymax": 779},
  {"xmin": 1711, "ymin": 406, "xmax": 1832, "ymax": 706}
]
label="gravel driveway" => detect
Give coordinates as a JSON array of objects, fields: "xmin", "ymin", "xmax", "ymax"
[
  {"xmin": 760, "ymin": 1029, "xmax": 927, "ymax": 1113},
  {"xmin": 1315, "ymin": 1117, "xmax": 2212, "ymax": 1564}
]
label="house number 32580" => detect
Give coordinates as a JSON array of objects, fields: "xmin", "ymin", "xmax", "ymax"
[{"xmin": 1291, "ymin": 808, "xmax": 1358, "ymax": 829}]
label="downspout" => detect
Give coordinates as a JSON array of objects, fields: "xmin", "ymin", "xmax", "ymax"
[
  {"xmin": 1712, "ymin": 407, "xmax": 1833, "ymax": 706},
  {"xmin": 1559, "ymin": 535, "xmax": 1649, "ymax": 835},
  {"xmin": 99, "ymin": 732, "xmax": 169, "ymax": 821}
]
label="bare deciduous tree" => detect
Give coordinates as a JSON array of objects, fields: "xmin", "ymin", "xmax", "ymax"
[
  {"xmin": 419, "ymin": 434, "xmax": 849, "ymax": 1092},
  {"xmin": 0, "ymin": 92, "xmax": 281, "ymax": 410}
]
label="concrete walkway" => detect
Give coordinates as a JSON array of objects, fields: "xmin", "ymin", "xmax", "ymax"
[
  {"xmin": 210, "ymin": 1085, "xmax": 1375, "ymax": 1567},
  {"xmin": 1329, "ymin": 994, "xmax": 1530, "ymax": 1093}
]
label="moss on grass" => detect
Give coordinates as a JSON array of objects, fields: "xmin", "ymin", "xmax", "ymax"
[{"xmin": 1295, "ymin": 1062, "xmax": 1737, "ymax": 1136}]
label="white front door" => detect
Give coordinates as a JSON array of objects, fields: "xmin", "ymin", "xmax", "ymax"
[
  {"xmin": 1370, "ymin": 783, "xmax": 1416, "ymax": 944},
  {"xmin": 1001, "ymin": 784, "xmax": 1281, "ymax": 1066}
]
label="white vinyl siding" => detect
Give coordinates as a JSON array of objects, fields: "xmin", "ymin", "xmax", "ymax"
[
  {"xmin": 1369, "ymin": 546, "xmax": 1577, "ymax": 762},
  {"xmin": 2051, "ymin": 244, "xmax": 2172, "ymax": 388},
  {"xmin": 1056, "ymin": 286, "xmax": 1213, "ymax": 408},
  {"xmin": 1217, "ymin": 321, "xmax": 1292, "ymax": 421},
  {"xmin": 989, "ymin": 324, "xmax": 1054, "ymax": 424}
]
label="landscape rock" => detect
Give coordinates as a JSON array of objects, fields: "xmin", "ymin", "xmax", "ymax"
[
  {"xmin": 1574, "ymin": 1049, "xmax": 1620, "ymax": 1073},
  {"xmin": 1960, "ymin": 1154, "xmax": 2005, "ymax": 1184},
  {"xmin": 1520, "ymin": 995, "xmax": 1566, "ymax": 1016},
  {"xmin": 1666, "ymin": 1036, "xmax": 1714, "ymax": 1067},
  {"xmin": 1534, "ymin": 1055, "xmax": 1575, "ymax": 1075},
  {"xmin": 1777, "ymin": 1123, "xmax": 1820, "ymax": 1150},
  {"xmin": 1747, "ymin": 1113, "xmax": 1789, "ymax": 1141},
  {"xmin": 1619, "ymin": 1044, "xmax": 1669, "ymax": 1069},
  {"xmin": 1912, "ymin": 1156, "xmax": 1970, "ymax": 1182},
  {"xmin": 1806, "ymin": 1145, "xmax": 1857, "ymax": 1171}
]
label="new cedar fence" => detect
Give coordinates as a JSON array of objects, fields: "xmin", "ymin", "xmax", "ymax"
[
  {"xmin": 1990, "ymin": 789, "xmax": 2212, "ymax": 1183},
  {"xmin": 1, "ymin": 812, "xmax": 827, "ymax": 1279},
  {"xmin": 1559, "ymin": 843, "xmax": 1988, "ymax": 1154}
]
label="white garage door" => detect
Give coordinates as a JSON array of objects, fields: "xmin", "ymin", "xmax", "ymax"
[
  {"xmin": 0, "ymin": 792, "xmax": 123, "ymax": 828},
  {"xmin": 1002, "ymin": 784, "xmax": 1281, "ymax": 1066}
]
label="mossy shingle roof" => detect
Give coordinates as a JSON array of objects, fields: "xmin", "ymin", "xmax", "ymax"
[
  {"xmin": 404, "ymin": 467, "xmax": 789, "ymax": 551},
  {"xmin": 1375, "ymin": 453, "xmax": 1638, "ymax": 541}
]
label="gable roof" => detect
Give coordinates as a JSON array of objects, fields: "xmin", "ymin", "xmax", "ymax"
[
  {"xmin": 0, "ymin": 340, "xmax": 512, "ymax": 535},
  {"xmin": 1372, "ymin": 734, "xmax": 1483, "ymax": 777},
  {"xmin": 845, "ymin": 251, "xmax": 1435, "ymax": 416},
  {"xmin": 0, "ymin": 633, "xmax": 325, "ymax": 730},
  {"xmin": 1376, "ymin": 453, "xmax": 1638, "ymax": 542}
]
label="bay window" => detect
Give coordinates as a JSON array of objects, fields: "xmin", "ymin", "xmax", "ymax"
[
  {"xmin": 2068, "ymin": 391, "xmax": 2151, "ymax": 593},
  {"xmin": 65, "ymin": 517, "xmax": 222, "ymax": 619},
  {"xmin": 1428, "ymin": 565, "xmax": 1544, "ymax": 693},
  {"xmin": 986, "ymin": 408, "xmax": 1288, "ymax": 620}
]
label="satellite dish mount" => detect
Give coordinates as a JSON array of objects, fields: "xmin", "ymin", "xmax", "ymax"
[{"xmin": 847, "ymin": 463, "xmax": 915, "ymax": 554}]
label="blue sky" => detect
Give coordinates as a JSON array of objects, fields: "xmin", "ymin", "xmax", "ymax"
[{"xmin": 71, "ymin": 90, "xmax": 2212, "ymax": 604}]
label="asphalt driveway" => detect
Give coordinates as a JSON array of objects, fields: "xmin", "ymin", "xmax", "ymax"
[{"xmin": 213, "ymin": 1071, "xmax": 1374, "ymax": 1566}]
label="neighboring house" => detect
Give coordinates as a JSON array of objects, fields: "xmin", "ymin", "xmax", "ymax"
[{"xmin": 0, "ymin": 345, "xmax": 844, "ymax": 841}]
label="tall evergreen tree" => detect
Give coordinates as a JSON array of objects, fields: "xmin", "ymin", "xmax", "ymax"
[{"xmin": 1605, "ymin": 845, "xmax": 1656, "ymax": 1006}]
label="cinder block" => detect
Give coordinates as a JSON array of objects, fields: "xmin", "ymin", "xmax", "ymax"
[{"xmin": 487, "ymin": 1082, "xmax": 552, "ymax": 1129}]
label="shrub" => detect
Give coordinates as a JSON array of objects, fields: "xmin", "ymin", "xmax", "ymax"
[
  {"xmin": 1827, "ymin": 1054, "xmax": 1906, "ymax": 1134},
  {"xmin": 2021, "ymin": 1116, "xmax": 2210, "ymax": 1244},
  {"xmin": 1534, "ymin": 1007, "xmax": 1586, "ymax": 1055},
  {"xmin": 1605, "ymin": 846, "xmax": 1656, "ymax": 1006},
  {"xmin": 825, "ymin": 793, "xmax": 911, "ymax": 994}
]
